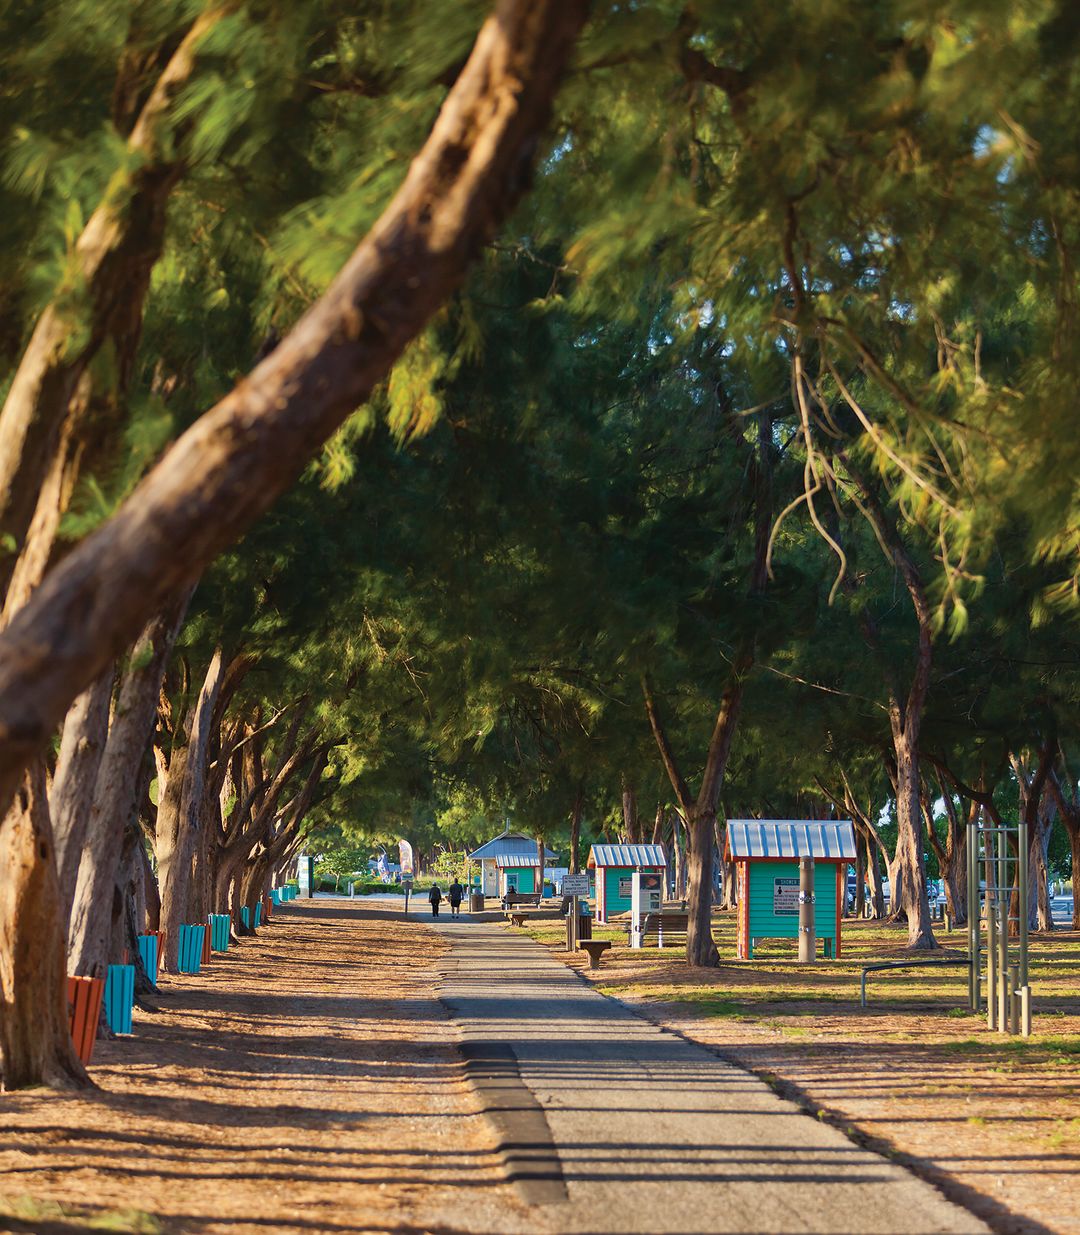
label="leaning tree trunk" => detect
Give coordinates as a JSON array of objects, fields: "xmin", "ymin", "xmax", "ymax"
[
  {"xmin": 52, "ymin": 667, "xmax": 114, "ymax": 926},
  {"xmin": 157, "ymin": 649, "xmax": 225, "ymax": 971},
  {"xmin": 68, "ymin": 598, "xmax": 189, "ymax": 978},
  {"xmin": 0, "ymin": 763, "xmax": 87, "ymax": 1090},
  {"xmin": 0, "ymin": 0, "xmax": 590, "ymax": 827}
]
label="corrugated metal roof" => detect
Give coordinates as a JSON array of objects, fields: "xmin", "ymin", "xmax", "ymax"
[
  {"xmin": 493, "ymin": 853, "xmax": 543, "ymax": 868},
  {"xmin": 468, "ymin": 831, "xmax": 556, "ymax": 861},
  {"xmin": 587, "ymin": 843, "xmax": 667, "ymax": 869},
  {"xmin": 726, "ymin": 819, "xmax": 856, "ymax": 861}
]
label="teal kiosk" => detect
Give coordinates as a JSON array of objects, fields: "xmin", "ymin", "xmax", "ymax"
[
  {"xmin": 726, "ymin": 819, "xmax": 856, "ymax": 959},
  {"xmin": 588, "ymin": 843, "xmax": 667, "ymax": 923}
]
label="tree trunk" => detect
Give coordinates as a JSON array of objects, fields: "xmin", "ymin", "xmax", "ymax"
[
  {"xmin": 854, "ymin": 833, "xmax": 866, "ymax": 918},
  {"xmin": 891, "ymin": 729, "xmax": 935, "ymax": 948},
  {"xmin": 672, "ymin": 814, "xmax": 686, "ymax": 899},
  {"xmin": 1045, "ymin": 769, "xmax": 1080, "ymax": 931},
  {"xmin": 67, "ymin": 597, "xmax": 189, "ymax": 977},
  {"xmin": 157, "ymin": 649, "xmax": 225, "ymax": 970},
  {"xmin": 0, "ymin": 0, "xmax": 589, "ymax": 824},
  {"xmin": 568, "ymin": 785, "xmax": 583, "ymax": 874},
  {"xmin": 1031, "ymin": 799, "xmax": 1055, "ymax": 932},
  {"xmin": 843, "ymin": 455, "xmax": 936, "ymax": 949},
  {"xmin": 621, "ymin": 778, "xmax": 638, "ymax": 843},
  {"xmin": 0, "ymin": 763, "xmax": 87, "ymax": 1090},
  {"xmin": 536, "ymin": 834, "xmax": 545, "ymax": 897},
  {"xmin": 0, "ymin": 12, "xmax": 219, "ymax": 566},
  {"xmin": 52, "ymin": 667, "xmax": 114, "ymax": 926}
]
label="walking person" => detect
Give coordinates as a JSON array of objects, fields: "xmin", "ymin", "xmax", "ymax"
[
  {"xmin": 429, "ymin": 883, "xmax": 442, "ymax": 918},
  {"xmin": 448, "ymin": 879, "xmax": 464, "ymax": 918}
]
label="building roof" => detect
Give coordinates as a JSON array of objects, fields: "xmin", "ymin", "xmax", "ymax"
[
  {"xmin": 494, "ymin": 854, "xmax": 543, "ymax": 868},
  {"xmin": 587, "ymin": 843, "xmax": 667, "ymax": 869},
  {"xmin": 468, "ymin": 829, "xmax": 556, "ymax": 861},
  {"xmin": 726, "ymin": 819, "xmax": 856, "ymax": 861}
]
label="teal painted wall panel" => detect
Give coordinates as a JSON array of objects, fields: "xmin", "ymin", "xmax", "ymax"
[
  {"xmin": 604, "ymin": 867, "xmax": 634, "ymax": 914},
  {"xmin": 747, "ymin": 861, "xmax": 838, "ymax": 942},
  {"xmin": 503, "ymin": 867, "xmax": 535, "ymax": 894}
]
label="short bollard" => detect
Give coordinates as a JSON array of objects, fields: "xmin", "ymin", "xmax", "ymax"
[{"xmin": 104, "ymin": 964, "xmax": 135, "ymax": 1035}]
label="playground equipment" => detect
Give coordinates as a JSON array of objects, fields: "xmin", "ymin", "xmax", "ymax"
[
  {"xmin": 967, "ymin": 818, "xmax": 1031, "ymax": 1036},
  {"xmin": 726, "ymin": 820, "xmax": 856, "ymax": 960}
]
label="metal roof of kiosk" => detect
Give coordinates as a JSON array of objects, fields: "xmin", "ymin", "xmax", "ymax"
[
  {"xmin": 587, "ymin": 843, "xmax": 667, "ymax": 869},
  {"xmin": 493, "ymin": 853, "xmax": 544, "ymax": 868},
  {"xmin": 726, "ymin": 819, "xmax": 856, "ymax": 861},
  {"xmin": 468, "ymin": 829, "xmax": 556, "ymax": 862}
]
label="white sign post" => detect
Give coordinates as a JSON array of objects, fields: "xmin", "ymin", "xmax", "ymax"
[
  {"xmin": 562, "ymin": 873, "xmax": 590, "ymax": 953},
  {"xmin": 631, "ymin": 871, "xmax": 663, "ymax": 949}
]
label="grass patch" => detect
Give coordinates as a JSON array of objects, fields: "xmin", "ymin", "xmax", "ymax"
[{"xmin": 0, "ymin": 1196, "xmax": 163, "ymax": 1232}]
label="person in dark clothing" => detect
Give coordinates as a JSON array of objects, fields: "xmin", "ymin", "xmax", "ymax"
[
  {"xmin": 448, "ymin": 880, "xmax": 464, "ymax": 918},
  {"xmin": 428, "ymin": 883, "xmax": 442, "ymax": 917}
]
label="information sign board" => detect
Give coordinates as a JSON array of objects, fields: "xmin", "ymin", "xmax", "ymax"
[
  {"xmin": 561, "ymin": 873, "xmax": 590, "ymax": 897},
  {"xmin": 773, "ymin": 876, "xmax": 800, "ymax": 916}
]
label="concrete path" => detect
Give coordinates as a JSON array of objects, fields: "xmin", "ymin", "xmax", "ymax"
[{"xmin": 434, "ymin": 918, "xmax": 988, "ymax": 1235}]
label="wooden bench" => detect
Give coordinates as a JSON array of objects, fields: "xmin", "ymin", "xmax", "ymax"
[
  {"xmin": 579, "ymin": 940, "xmax": 612, "ymax": 969},
  {"xmin": 502, "ymin": 892, "xmax": 542, "ymax": 909},
  {"xmin": 625, "ymin": 911, "xmax": 689, "ymax": 946}
]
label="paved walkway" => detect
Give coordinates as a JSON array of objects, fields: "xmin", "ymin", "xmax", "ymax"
[{"xmin": 434, "ymin": 917, "xmax": 988, "ymax": 1235}]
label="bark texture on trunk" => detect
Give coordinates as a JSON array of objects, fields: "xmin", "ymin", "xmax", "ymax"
[
  {"xmin": 158, "ymin": 648, "xmax": 225, "ymax": 971},
  {"xmin": 67, "ymin": 597, "xmax": 189, "ymax": 977},
  {"xmin": 0, "ymin": 0, "xmax": 589, "ymax": 822},
  {"xmin": 1046, "ymin": 766, "xmax": 1080, "ymax": 930},
  {"xmin": 0, "ymin": 763, "xmax": 87, "ymax": 1090},
  {"xmin": 52, "ymin": 668, "xmax": 114, "ymax": 926}
]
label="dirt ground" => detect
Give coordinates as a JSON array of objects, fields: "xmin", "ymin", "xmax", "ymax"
[
  {"xmin": 0, "ymin": 901, "xmax": 531, "ymax": 1235},
  {"xmin": 528, "ymin": 913, "xmax": 1080, "ymax": 1235}
]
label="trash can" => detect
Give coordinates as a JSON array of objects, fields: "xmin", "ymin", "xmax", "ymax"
[
  {"xmin": 469, "ymin": 892, "xmax": 484, "ymax": 913},
  {"xmin": 564, "ymin": 910, "xmax": 593, "ymax": 949}
]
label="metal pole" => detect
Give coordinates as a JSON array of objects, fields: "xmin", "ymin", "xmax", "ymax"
[
  {"xmin": 967, "ymin": 821, "xmax": 978, "ymax": 1011},
  {"xmin": 986, "ymin": 873, "xmax": 997, "ymax": 1031},
  {"xmin": 1018, "ymin": 820, "xmax": 1031, "ymax": 1036},
  {"xmin": 798, "ymin": 856, "xmax": 816, "ymax": 963},
  {"xmin": 1008, "ymin": 963, "xmax": 1020, "ymax": 1035},
  {"xmin": 997, "ymin": 825, "xmax": 1009, "ymax": 1034}
]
